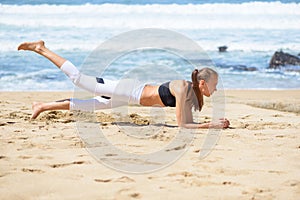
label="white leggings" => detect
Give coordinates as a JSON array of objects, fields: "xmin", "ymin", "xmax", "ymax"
[{"xmin": 60, "ymin": 60, "xmax": 145, "ymax": 111}]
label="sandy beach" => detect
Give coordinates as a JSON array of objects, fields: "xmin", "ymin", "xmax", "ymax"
[{"xmin": 0, "ymin": 90, "xmax": 299, "ymax": 200}]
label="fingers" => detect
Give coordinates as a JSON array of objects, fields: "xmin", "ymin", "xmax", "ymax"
[
  {"xmin": 208, "ymin": 118, "xmax": 231, "ymax": 129},
  {"xmin": 219, "ymin": 118, "xmax": 230, "ymax": 128},
  {"xmin": 223, "ymin": 119, "xmax": 230, "ymax": 128},
  {"xmin": 211, "ymin": 119, "xmax": 230, "ymax": 128}
]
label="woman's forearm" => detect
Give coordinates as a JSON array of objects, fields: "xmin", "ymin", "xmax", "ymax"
[
  {"xmin": 182, "ymin": 119, "xmax": 230, "ymax": 129},
  {"xmin": 181, "ymin": 122, "xmax": 211, "ymax": 129}
]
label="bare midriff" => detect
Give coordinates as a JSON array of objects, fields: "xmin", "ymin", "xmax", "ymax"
[{"xmin": 139, "ymin": 85, "xmax": 165, "ymax": 107}]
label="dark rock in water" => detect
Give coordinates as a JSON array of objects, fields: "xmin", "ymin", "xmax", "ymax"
[
  {"xmin": 232, "ymin": 65, "xmax": 257, "ymax": 71},
  {"xmin": 218, "ymin": 46, "xmax": 228, "ymax": 52},
  {"xmin": 269, "ymin": 51, "xmax": 300, "ymax": 69},
  {"xmin": 217, "ymin": 64, "xmax": 257, "ymax": 71},
  {"xmin": 244, "ymin": 67, "xmax": 257, "ymax": 71}
]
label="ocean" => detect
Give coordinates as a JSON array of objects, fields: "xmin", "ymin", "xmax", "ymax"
[{"xmin": 1, "ymin": 0, "xmax": 300, "ymax": 90}]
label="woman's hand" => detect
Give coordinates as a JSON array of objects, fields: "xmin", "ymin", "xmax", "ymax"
[{"xmin": 208, "ymin": 118, "xmax": 230, "ymax": 129}]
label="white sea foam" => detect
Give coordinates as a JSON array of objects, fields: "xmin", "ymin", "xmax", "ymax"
[
  {"xmin": 1, "ymin": 2, "xmax": 300, "ymax": 52},
  {"xmin": 1, "ymin": 2, "xmax": 300, "ymax": 29}
]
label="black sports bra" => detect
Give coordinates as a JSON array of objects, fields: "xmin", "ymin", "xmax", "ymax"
[{"xmin": 158, "ymin": 82, "xmax": 176, "ymax": 107}]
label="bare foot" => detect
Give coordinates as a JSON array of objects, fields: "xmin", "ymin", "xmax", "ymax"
[
  {"xmin": 17, "ymin": 40, "xmax": 45, "ymax": 52},
  {"xmin": 31, "ymin": 102, "xmax": 44, "ymax": 119}
]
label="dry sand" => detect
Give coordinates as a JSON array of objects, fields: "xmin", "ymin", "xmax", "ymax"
[{"xmin": 0, "ymin": 90, "xmax": 299, "ymax": 200}]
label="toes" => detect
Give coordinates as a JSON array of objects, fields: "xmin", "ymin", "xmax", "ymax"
[
  {"xmin": 17, "ymin": 43, "xmax": 25, "ymax": 51},
  {"xmin": 31, "ymin": 102, "xmax": 42, "ymax": 119},
  {"xmin": 17, "ymin": 41, "xmax": 44, "ymax": 51}
]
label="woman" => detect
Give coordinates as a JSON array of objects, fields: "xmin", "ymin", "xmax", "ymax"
[{"xmin": 18, "ymin": 40, "xmax": 230, "ymax": 129}]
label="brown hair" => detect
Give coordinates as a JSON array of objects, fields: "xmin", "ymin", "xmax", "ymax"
[{"xmin": 191, "ymin": 68, "xmax": 218, "ymax": 111}]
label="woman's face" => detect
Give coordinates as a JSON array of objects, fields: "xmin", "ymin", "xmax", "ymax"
[{"xmin": 199, "ymin": 74, "xmax": 218, "ymax": 97}]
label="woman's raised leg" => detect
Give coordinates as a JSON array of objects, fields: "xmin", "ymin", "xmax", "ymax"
[
  {"xmin": 18, "ymin": 40, "xmax": 66, "ymax": 68},
  {"xmin": 17, "ymin": 41, "xmax": 115, "ymax": 97}
]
